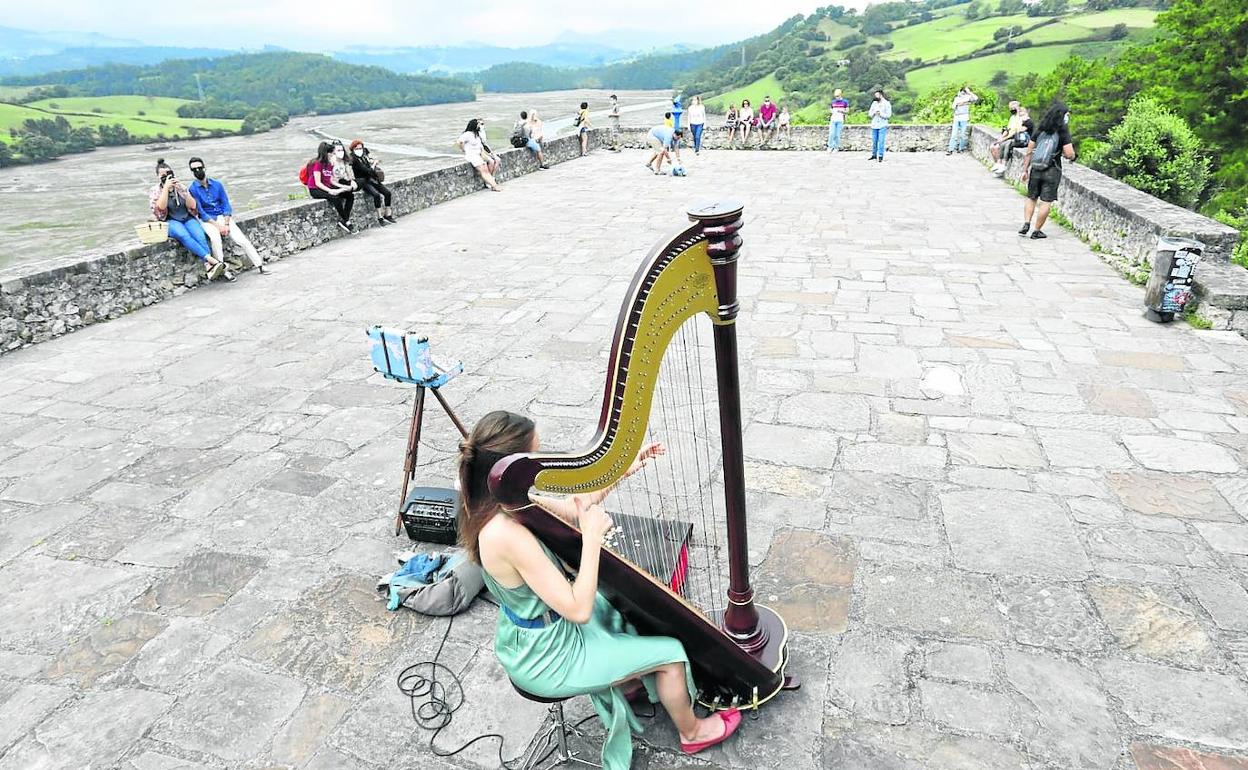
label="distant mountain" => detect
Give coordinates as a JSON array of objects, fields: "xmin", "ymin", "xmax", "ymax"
[
  {"xmin": 0, "ymin": 24, "xmax": 709, "ymax": 80},
  {"xmin": 0, "ymin": 46, "xmax": 242, "ymax": 77},
  {"xmin": 0, "ymin": 25, "xmax": 141, "ymax": 57},
  {"xmin": 333, "ymin": 42, "xmax": 636, "ymax": 74},
  {"xmin": 2, "ymin": 52, "xmax": 476, "ymax": 115}
]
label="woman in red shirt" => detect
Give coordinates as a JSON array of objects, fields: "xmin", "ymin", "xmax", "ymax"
[{"xmin": 304, "ymin": 142, "xmax": 357, "ymax": 233}]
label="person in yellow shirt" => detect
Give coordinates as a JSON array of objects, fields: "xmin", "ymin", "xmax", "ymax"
[{"xmin": 991, "ymin": 101, "xmax": 1030, "ymax": 175}]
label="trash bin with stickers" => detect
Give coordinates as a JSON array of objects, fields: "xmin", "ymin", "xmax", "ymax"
[{"xmin": 1143, "ymin": 235, "xmax": 1205, "ymax": 323}]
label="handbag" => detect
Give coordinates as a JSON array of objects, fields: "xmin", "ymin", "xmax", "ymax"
[{"xmin": 135, "ymin": 221, "xmax": 169, "ymax": 245}]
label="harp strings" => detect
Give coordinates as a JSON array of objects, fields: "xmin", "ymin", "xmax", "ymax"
[{"xmin": 605, "ymin": 314, "xmax": 727, "ymax": 618}]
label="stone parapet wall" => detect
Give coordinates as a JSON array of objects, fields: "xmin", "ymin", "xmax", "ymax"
[
  {"xmin": 613, "ymin": 123, "xmax": 950, "ymax": 153},
  {"xmin": 5, "ymin": 123, "xmax": 1246, "ymax": 351},
  {"xmin": 965, "ymin": 125, "xmax": 1246, "ymax": 333},
  {"xmin": 0, "ymin": 131, "xmax": 604, "ymax": 353},
  {"xmin": 967, "ymin": 126, "xmax": 1238, "ymax": 266}
]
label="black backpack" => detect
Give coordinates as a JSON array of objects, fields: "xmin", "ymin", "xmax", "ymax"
[{"xmin": 1030, "ymin": 131, "xmax": 1060, "ymax": 171}]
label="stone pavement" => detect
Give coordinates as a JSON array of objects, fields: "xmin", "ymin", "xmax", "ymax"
[{"xmin": 2, "ymin": 149, "xmax": 1248, "ymax": 770}]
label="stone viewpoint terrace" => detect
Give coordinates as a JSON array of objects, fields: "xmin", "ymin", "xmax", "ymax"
[{"xmin": 1, "ymin": 147, "xmax": 1248, "ymax": 770}]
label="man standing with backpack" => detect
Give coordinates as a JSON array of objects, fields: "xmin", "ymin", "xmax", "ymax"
[{"xmin": 1020, "ymin": 102, "xmax": 1076, "ymax": 240}]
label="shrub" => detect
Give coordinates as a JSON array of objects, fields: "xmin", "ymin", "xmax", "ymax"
[
  {"xmin": 836, "ymin": 33, "xmax": 867, "ymax": 50},
  {"xmin": 910, "ymin": 83, "xmax": 1004, "ymax": 125},
  {"xmin": 1212, "ymin": 201, "xmax": 1248, "ymax": 268},
  {"xmin": 1086, "ymin": 95, "xmax": 1210, "ymax": 209}
]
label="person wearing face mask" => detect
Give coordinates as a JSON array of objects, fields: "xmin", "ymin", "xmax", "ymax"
[
  {"xmin": 348, "ymin": 140, "xmax": 397, "ymax": 225},
  {"xmin": 330, "ymin": 141, "xmax": 359, "ymax": 199},
  {"xmin": 1020, "ymin": 101, "xmax": 1076, "ymax": 240},
  {"xmin": 990, "ymin": 101, "xmax": 1031, "ymax": 176},
  {"xmin": 148, "ymin": 159, "xmax": 233, "ymax": 280},
  {"xmin": 868, "ymin": 90, "xmax": 892, "ymax": 162},
  {"xmin": 187, "ymin": 156, "xmax": 268, "ymax": 274},
  {"xmin": 304, "ymin": 141, "xmax": 357, "ymax": 232}
]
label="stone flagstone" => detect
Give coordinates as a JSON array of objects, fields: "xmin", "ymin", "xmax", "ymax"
[
  {"xmin": 940, "ymin": 489, "xmax": 1090, "ymax": 579},
  {"xmin": 0, "ymin": 149, "xmax": 1245, "ymax": 768}
]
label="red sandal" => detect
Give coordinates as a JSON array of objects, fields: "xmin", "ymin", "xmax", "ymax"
[{"xmin": 680, "ymin": 708, "xmax": 742, "ymax": 754}]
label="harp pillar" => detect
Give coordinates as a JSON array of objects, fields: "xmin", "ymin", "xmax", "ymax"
[{"xmin": 688, "ymin": 200, "xmax": 768, "ymax": 653}]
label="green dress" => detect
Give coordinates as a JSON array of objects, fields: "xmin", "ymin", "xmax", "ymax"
[{"xmin": 482, "ymin": 544, "xmax": 697, "ymax": 770}]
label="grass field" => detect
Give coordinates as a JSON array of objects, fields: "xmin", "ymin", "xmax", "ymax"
[
  {"xmin": 816, "ymin": 18, "xmax": 859, "ymax": 43},
  {"xmin": 1065, "ymin": 7, "xmax": 1158, "ymax": 28},
  {"xmin": 1, "ymin": 95, "xmax": 244, "ymax": 144},
  {"xmin": 1016, "ymin": 19, "xmax": 1102, "ymax": 44},
  {"xmin": 0, "ymin": 85, "xmax": 38, "ymax": 101},
  {"xmin": 884, "ymin": 13, "xmax": 1034, "ymax": 61},
  {"xmin": 706, "ymin": 73, "xmax": 788, "ymax": 111},
  {"xmin": 0, "ymin": 103, "xmax": 56, "ymax": 143},
  {"xmin": 906, "ymin": 41, "xmax": 1117, "ymax": 94}
]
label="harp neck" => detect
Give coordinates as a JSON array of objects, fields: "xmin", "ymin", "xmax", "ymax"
[{"xmin": 490, "ymin": 203, "xmax": 744, "ymax": 505}]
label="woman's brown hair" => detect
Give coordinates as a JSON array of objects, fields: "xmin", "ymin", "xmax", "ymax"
[{"xmin": 457, "ymin": 410, "xmax": 536, "ymax": 563}]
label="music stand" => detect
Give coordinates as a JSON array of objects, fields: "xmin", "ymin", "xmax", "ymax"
[{"xmin": 365, "ymin": 327, "xmax": 468, "ymax": 531}]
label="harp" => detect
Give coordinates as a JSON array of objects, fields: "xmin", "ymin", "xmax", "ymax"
[{"xmin": 489, "ymin": 201, "xmax": 797, "ymax": 709}]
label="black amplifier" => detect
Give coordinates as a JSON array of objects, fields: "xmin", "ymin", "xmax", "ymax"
[{"xmin": 399, "ymin": 486, "xmax": 459, "ymax": 544}]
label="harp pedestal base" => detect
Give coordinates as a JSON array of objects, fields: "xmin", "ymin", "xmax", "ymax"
[{"xmin": 701, "ymin": 604, "xmax": 795, "ymax": 710}]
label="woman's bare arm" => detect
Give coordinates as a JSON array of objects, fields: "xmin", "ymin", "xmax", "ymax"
[{"xmin": 496, "ymin": 500, "xmax": 611, "ymax": 624}]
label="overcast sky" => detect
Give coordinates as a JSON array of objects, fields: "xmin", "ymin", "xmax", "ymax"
[{"xmin": 7, "ymin": 0, "xmax": 870, "ymax": 49}]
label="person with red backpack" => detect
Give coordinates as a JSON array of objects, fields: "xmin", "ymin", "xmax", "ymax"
[
  {"xmin": 1019, "ymin": 102, "xmax": 1076, "ymax": 240},
  {"xmin": 301, "ymin": 141, "xmax": 356, "ymax": 233}
]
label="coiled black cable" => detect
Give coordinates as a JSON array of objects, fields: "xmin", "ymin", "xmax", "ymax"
[{"xmin": 398, "ymin": 613, "xmax": 649, "ymax": 768}]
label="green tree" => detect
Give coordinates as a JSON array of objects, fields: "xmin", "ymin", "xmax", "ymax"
[
  {"xmin": 998, "ymin": 0, "xmax": 1026, "ymax": 14},
  {"xmin": 1147, "ymin": 0, "xmax": 1247, "ymax": 159},
  {"xmin": 16, "ymin": 134, "xmax": 59, "ymax": 161},
  {"xmin": 1086, "ymin": 96, "xmax": 1210, "ymax": 208}
]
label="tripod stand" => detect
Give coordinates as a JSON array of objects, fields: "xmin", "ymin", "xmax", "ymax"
[{"xmin": 395, "ymin": 384, "xmax": 468, "ymax": 535}]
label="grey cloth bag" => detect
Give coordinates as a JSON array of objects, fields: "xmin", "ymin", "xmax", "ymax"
[{"xmin": 377, "ymin": 550, "xmax": 485, "ymax": 617}]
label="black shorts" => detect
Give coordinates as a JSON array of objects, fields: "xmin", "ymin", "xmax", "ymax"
[{"xmin": 1027, "ymin": 166, "xmax": 1062, "ymax": 202}]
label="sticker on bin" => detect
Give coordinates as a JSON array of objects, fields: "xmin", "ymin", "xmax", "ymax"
[{"xmin": 366, "ymin": 326, "xmax": 463, "ymax": 387}]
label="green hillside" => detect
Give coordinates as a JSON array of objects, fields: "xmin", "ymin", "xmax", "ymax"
[
  {"xmin": 678, "ymin": 0, "xmax": 1160, "ymax": 124},
  {"xmin": 1, "ymin": 96, "xmax": 242, "ymax": 147},
  {"xmin": 906, "ymin": 41, "xmax": 1119, "ymax": 94},
  {"xmin": 704, "ymin": 74, "xmax": 785, "ymax": 112}
]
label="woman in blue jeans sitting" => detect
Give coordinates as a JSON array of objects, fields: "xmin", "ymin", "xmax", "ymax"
[{"xmin": 148, "ymin": 159, "xmax": 233, "ymax": 280}]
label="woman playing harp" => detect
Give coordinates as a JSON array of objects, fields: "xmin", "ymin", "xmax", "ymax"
[{"xmin": 457, "ymin": 411, "xmax": 743, "ymax": 770}]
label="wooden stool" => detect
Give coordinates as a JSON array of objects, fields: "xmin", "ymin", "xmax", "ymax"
[{"xmin": 511, "ymin": 681, "xmax": 600, "ymax": 769}]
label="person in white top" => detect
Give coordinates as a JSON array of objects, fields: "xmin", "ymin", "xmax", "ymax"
[
  {"xmin": 777, "ymin": 105, "xmax": 792, "ymax": 146},
  {"xmin": 687, "ymin": 96, "xmax": 707, "ymax": 154},
  {"xmin": 736, "ymin": 100, "xmax": 754, "ymax": 147},
  {"xmin": 457, "ymin": 118, "xmax": 501, "ymax": 192}
]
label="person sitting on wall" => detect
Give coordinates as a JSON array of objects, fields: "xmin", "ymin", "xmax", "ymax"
[
  {"xmin": 187, "ymin": 156, "xmax": 268, "ymax": 275},
  {"xmin": 458, "ymin": 119, "xmax": 502, "ymax": 192},
  {"xmin": 330, "ymin": 140, "xmax": 360, "ymax": 208},
  {"xmin": 349, "ymin": 140, "xmax": 397, "ymax": 225},
  {"xmin": 149, "ymin": 158, "xmax": 234, "ymax": 281},
  {"xmin": 990, "ymin": 101, "xmax": 1031, "ymax": 177},
  {"xmin": 644, "ymin": 124, "xmax": 683, "ymax": 176},
  {"xmin": 757, "ymin": 96, "xmax": 779, "ymax": 146},
  {"xmin": 304, "ymin": 141, "xmax": 357, "ymax": 233},
  {"xmin": 511, "ymin": 111, "xmax": 549, "ymax": 170}
]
